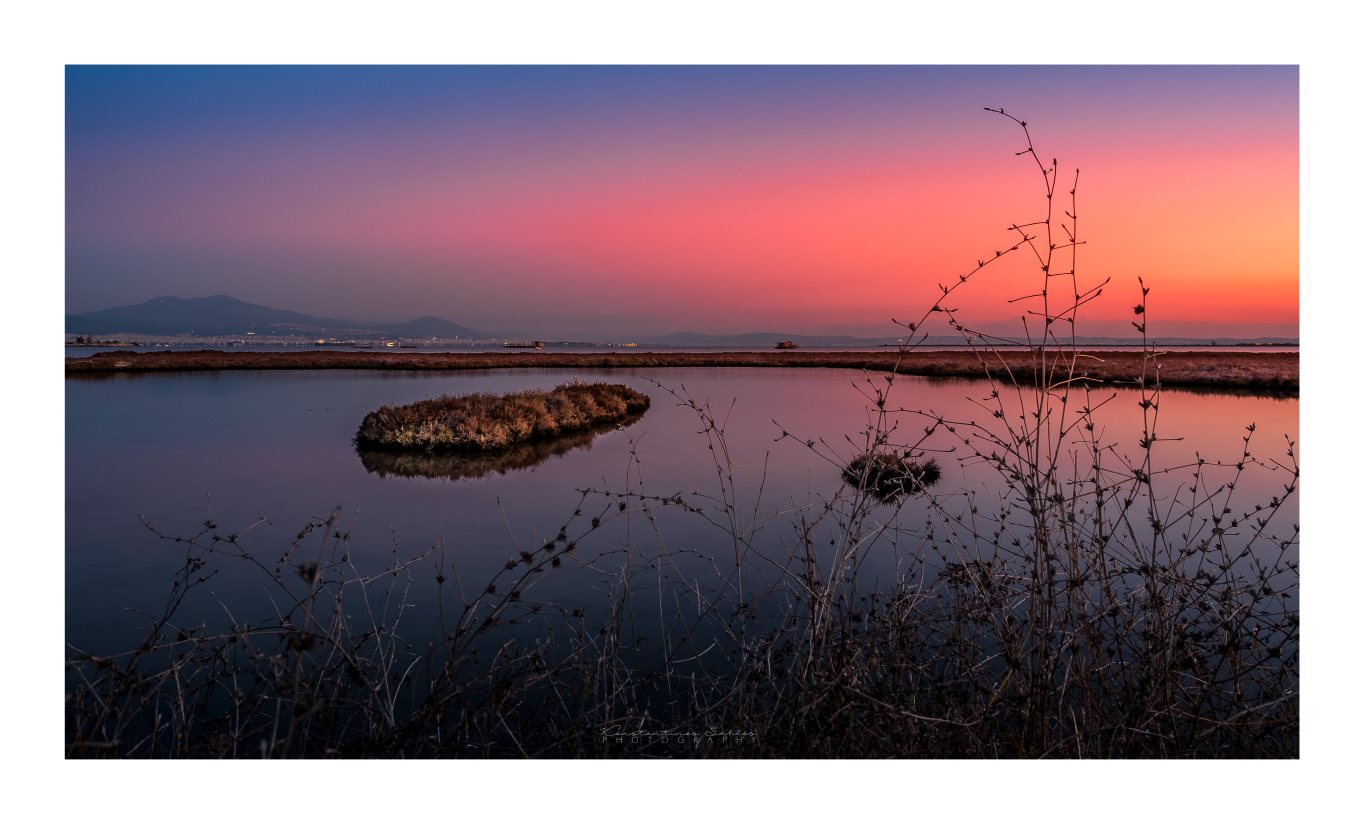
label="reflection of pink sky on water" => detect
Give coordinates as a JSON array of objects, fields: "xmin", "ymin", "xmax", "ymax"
[
  {"xmin": 780, "ymin": 371, "xmax": 1297, "ymax": 482},
  {"xmin": 66, "ymin": 368, "xmax": 1297, "ymax": 653}
]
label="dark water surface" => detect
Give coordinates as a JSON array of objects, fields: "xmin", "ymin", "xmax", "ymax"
[{"xmin": 66, "ymin": 368, "xmax": 1299, "ymax": 655}]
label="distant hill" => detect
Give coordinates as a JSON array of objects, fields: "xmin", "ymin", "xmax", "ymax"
[
  {"xmin": 66, "ymin": 295, "xmax": 329, "ymax": 336},
  {"xmin": 641, "ymin": 331, "xmax": 901, "ymax": 347},
  {"xmin": 65, "ymin": 296, "xmax": 488, "ymax": 339},
  {"xmin": 382, "ymin": 316, "xmax": 484, "ymax": 339},
  {"xmin": 64, "ymin": 298, "xmax": 1296, "ymax": 346}
]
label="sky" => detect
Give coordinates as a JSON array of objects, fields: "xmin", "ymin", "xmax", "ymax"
[{"xmin": 65, "ymin": 65, "xmax": 1298, "ymax": 339}]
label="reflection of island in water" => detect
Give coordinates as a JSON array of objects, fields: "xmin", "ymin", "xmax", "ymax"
[{"xmin": 356, "ymin": 413, "xmax": 645, "ymax": 481}]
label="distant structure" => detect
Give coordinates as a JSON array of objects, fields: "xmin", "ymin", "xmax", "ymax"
[
  {"xmin": 775, "ymin": 340, "xmax": 799, "ymax": 350},
  {"xmin": 503, "ymin": 340, "xmax": 547, "ymax": 349}
]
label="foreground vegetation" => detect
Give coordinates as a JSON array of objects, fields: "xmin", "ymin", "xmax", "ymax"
[
  {"xmin": 66, "ymin": 349, "xmax": 1298, "ymax": 393},
  {"xmin": 65, "ymin": 111, "xmax": 1298, "ymax": 758},
  {"xmin": 67, "ymin": 384, "xmax": 1299, "ymax": 758},
  {"xmin": 354, "ymin": 382, "xmax": 650, "ymax": 451}
]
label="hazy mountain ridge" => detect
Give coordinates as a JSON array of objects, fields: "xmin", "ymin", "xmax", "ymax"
[
  {"xmin": 379, "ymin": 316, "xmax": 487, "ymax": 339},
  {"xmin": 66, "ymin": 296, "xmax": 488, "ymax": 339},
  {"xmin": 639, "ymin": 331, "xmax": 895, "ymax": 346},
  {"xmin": 65, "ymin": 296, "xmax": 1298, "ymax": 346}
]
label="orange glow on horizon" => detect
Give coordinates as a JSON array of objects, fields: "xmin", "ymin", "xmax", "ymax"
[{"xmin": 67, "ymin": 67, "xmax": 1298, "ymax": 337}]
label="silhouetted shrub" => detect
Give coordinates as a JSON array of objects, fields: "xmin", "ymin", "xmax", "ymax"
[{"xmin": 841, "ymin": 452, "xmax": 941, "ymax": 502}]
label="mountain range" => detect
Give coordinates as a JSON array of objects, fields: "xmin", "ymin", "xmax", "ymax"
[
  {"xmin": 66, "ymin": 295, "xmax": 488, "ymax": 339},
  {"xmin": 65, "ymin": 295, "xmax": 1299, "ymax": 347}
]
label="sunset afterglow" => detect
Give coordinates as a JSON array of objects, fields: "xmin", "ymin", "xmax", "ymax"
[{"xmin": 66, "ymin": 66, "xmax": 1298, "ymax": 338}]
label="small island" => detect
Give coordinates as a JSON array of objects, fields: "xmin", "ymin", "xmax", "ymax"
[
  {"xmin": 842, "ymin": 452, "xmax": 941, "ymax": 503},
  {"xmin": 355, "ymin": 382, "xmax": 651, "ymax": 452}
]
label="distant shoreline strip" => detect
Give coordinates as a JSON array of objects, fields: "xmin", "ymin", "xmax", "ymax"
[{"xmin": 64, "ymin": 349, "xmax": 1298, "ymax": 394}]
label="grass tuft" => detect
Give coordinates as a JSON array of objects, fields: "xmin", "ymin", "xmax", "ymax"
[
  {"xmin": 841, "ymin": 452, "xmax": 941, "ymax": 502},
  {"xmin": 354, "ymin": 382, "xmax": 650, "ymax": 451}
]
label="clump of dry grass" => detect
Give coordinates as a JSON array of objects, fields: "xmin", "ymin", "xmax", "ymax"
[
  {"xmin": 841, "ymin": 452, "xmax": 941, "ymax": 502},
  {"xmin": 355, "ymin": 382, "xmax": 650, "ymax": 451}
]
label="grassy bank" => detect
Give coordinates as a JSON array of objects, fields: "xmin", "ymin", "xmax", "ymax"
[
  {"xmin": 355, "ymin": 382, "xmax": 650, "ymax": 451},
  {"xmin": 65, "ymin": 348, "xmax": 1298, "ymax": 393}
]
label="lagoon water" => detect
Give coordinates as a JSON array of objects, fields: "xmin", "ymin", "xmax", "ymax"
[{"xmin": 66, "ymin": 367, "xmax": 1299, "ymax": 656}]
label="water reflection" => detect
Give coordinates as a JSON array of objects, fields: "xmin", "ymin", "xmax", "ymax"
[
  {"xmin": 66, "ymin": 367, "xmax": 1299, "ymax": 658},
  {"xmin": 356, "ymin": 412, "xmax": 647, "ymax": 481}
]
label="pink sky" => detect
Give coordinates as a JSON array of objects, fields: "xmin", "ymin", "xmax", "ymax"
[{"xmin": 67, "ymin": 66, "xmax": 1298, "ymax": 338}]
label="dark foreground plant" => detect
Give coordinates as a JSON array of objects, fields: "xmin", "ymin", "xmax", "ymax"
[
  {"xmin": 841, "ymin": 452, "xmax": 941, "ymax": 503},
  {"xmin": 66, "ymin": 111, "xmax": 1297, "ymax": 758}
]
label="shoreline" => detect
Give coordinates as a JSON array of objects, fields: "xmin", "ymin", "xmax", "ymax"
[{"xmin": 65, "ymin": 349, "xmax": 1299, "ymax": 394}]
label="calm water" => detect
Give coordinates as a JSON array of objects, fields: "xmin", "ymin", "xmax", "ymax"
[{"xmin": 66, "ymin": 368, "xmax": 1299, "ymax": 655}]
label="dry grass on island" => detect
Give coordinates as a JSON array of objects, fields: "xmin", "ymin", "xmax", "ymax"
[
  {"xmin": 67, "ymin": 348, "xmax": 1299, "ymax": 393},
  {"xmin": 355, "ymin": 381, "xmax": 650, "ymax": 452}
]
